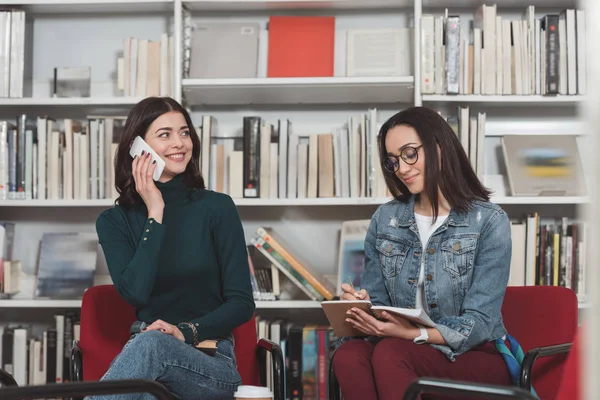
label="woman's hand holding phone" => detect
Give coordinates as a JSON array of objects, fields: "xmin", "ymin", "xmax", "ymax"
[{"xmin": 132, "ymin": 151, "xmax": 164, "ymax": 223}]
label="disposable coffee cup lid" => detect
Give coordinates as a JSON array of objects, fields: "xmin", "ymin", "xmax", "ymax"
[{"xmin": 233, "ymin": 385, "xmax": 273, "ymax": 398}]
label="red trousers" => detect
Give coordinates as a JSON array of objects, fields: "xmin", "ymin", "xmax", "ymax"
[{"xmin": 332, "ymin": 338, "xmax": 512, "ymax": 400}]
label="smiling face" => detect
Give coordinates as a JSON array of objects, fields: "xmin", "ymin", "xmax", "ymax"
[
  {"xmin": 144, "ymin": 111, "xmax": 193, "ymax": 182},
  {"xmin": 384, "ymin": 124, "xmax": 426, "ymax": 195}
]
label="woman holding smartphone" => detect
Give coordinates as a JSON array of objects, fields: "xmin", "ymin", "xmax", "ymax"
[
  {"xmin": 332, "ymin": 107, "xmax": 513, "ymax": 399},
  {"xmin": 89, "ymin": 97, "xmax": 254, "ymax": 400}
]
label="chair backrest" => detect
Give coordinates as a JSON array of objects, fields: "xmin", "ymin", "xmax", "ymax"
[
  {"xmin": 79, "ymin": 285, "xmax": 137, "ymax": 381},
  {"xmin": 501, "ymin": 286, "xmax": 578, "ymax": 400},
  {"xmin": 80, "ymin": 285, "xmax": 261, "ymax": 385}
]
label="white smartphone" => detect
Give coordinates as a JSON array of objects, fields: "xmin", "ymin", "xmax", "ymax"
[{"xmin": 129, "ymin": 136, "xmax": 166, "ymax": 181}]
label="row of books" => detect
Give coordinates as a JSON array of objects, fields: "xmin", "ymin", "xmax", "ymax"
[
  {"xmin": 446, "ymin": 107, "xmax": 487, "ymax": 179},
  {"xmin": 256, "ymin": 318, "xmax": 335, "ymax": 400},
  {"xmin": 200, "ymin": 110, "xmax": 388, "ymax": 200},
  {"xmin": 120, "ymin": 35, "xmax": 175, "ymax": 98},
  {"xmin": 421, "ymin": 5, "xmax": 586, "ymax": 96},
  {"xmin": 0, "ymin": 10, "xmax": 25, "ymax": 98},
  {"xmin": 509, "ymin": 215, "xmax": 587, "ymax": 302},
  {"xmin": 0, "ymin": 116, "xmax": 123, "ymax": 201},
  {"xmin": 186, "ymin": 17, "xmax": 412, "ymax": 79},
  {"xmin": 1, "ymin": 312, "xmax": 79, "ymax": 386}
]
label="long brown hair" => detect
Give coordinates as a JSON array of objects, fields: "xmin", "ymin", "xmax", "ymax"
[
  {"xmin": 378, "ymin": 107, "xmax": 491, "ymax": 221},
  {"xmin": 114, "ymin": 97, "xmax": 205, "ymax": 208}
]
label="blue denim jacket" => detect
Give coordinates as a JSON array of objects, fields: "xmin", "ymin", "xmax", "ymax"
[{"xmin": 362, "ymin": 195, "xmax": 511, "ymax": 361}]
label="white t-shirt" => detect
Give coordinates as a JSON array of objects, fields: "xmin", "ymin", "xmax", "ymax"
[{"xmin": 414, "ymin": 212, "xmax": 448, "ymax": 311}]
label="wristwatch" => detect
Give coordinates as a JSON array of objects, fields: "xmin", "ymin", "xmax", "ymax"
[{"xmin": 413, "ymin": 325, "xmax": 428, "ymax": 344}]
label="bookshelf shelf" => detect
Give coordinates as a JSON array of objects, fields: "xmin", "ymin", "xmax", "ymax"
[
  {"xmin": 182, "ymin": 76, "xmax": 414, "ymax": 106},
  {"xmin": 2, "ymin": 0, "xmax": 172, "ymax": 14},
  {"xmin": 0, "ymin": 196, "xmax": 589, "ymax": 208},
  {"xmin": 0, "ymin": 299, "xmax": 324, "ymax": 309},
  {"xmin": 0, "ymin": 97, "xmax": 144, "ymax": 106},
  {"xmin": 183, "ymin": 0, "xmax": 408, "ymax": 11},
  {"xmin": 421, "ymin": 94, "xmax": 585, "ymax": 106},
  {"xmin": 422, "ymin": 0, "xmax": 577, "ymax": 8},
  {"xmin": 0, "ymin": 299, "xmax": 589, "ymax": 310}
]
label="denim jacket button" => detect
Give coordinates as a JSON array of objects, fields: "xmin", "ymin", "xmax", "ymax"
[
  {"xmin": 430, "ymin": 303, "xmax": 437, "ymax": 308},
  {"xmin": 427, "ymin": 274, "xmax": 433, "ymax": 281},
  {"xmin": 428, "ymin": 248, "xmax": 435, "ymax": 255},
  {"xmin": 385, "ymin": 244, "xmax": 392, "ymax": 252},
  {"xmin": 453, "ymin": 242, "xmax": 461, "ymax": 251}
]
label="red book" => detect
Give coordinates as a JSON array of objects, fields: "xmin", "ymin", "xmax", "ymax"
[{"xmin": 267, "ymin": 16, "xmax": 335, "ymax": 77}]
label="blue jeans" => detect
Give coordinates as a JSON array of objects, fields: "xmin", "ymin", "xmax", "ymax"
[{"xmin": 85, "ymin": 330, "xmax": 242, "ymax": 400}]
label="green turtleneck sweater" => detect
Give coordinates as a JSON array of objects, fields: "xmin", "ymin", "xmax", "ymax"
[{"xmin": 95, "ymin": 174, "xmax": 255, "ymax": 345}]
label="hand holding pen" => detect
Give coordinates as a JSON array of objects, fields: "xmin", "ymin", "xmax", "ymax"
[{"xmin": 340, "ymin": 276, "xmax": 370, "ymax": 301}]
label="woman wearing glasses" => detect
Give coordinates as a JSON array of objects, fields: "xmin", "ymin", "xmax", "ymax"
[{"xmin": 332, "ymin": 107, "xmax": 513, "ymax": 399}]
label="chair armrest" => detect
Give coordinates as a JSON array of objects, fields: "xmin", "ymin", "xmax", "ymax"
[
  {"xmin": 0, "ymin": 379, "xmax": 174, "ymax": 400},
  {"xmin": 520, "ymin": 342, "xmax": 572, "ymax": 391},
  {"xmin": 402, "ymin": 378, "xmax": 539, "ymax": 400},
  {"xmin": 257, "ymin": 338, "xmax": 284, "ymax": 400},
  {"xmin": 0, "ymin": 368, "xmax": 17, "ymax": 386},
  {"xmin": 71, "ymin": 339, "xmax": 83, "ymax": 382}
]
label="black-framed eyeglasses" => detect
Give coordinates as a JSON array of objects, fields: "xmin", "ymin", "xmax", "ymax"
[{"xmin": 383, "ymin": 145, "xmax": 423, "ymax": 172}]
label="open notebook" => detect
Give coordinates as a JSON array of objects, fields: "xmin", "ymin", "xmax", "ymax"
[{"xmin": 321, "ymin": 300, "xmax": 435, "ymax": 338}]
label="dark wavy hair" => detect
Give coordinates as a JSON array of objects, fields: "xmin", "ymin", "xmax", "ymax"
[
  {"xmin": 378, "ymin": 106, "xmax": 491, "ymax": 220},
  {"xmin": 114, "ymin": 97, "xmax": 205, "ymax": 208}
]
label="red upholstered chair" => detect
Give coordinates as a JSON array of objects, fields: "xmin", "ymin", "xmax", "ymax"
[
  {"xmin": 71, "ymin": 284, "xmax": 284, "ymax": 399},
  {"xmin": 330, "ymin": 286, "xmax": 579, "ymax": 400}
]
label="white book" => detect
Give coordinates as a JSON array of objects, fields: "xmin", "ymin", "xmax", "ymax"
[
  {"xmin": 0, "ymin": 121, "xmax": 7, "ymax": 200},
  {"xmin": 268, "ymin": 143, "xmax": 278, "ymax": 199},
  {"xmin": 73, "ymin": 133, "xmax": 81, "ymax": 200},
  {"xmin": 278, "ymin": 120, "xmax": 289, "ymax": 199},
  {"xmin": 0, "ymin": 12, "xmax": 10, "ymax": 97},
  {"xmin": 297, "ymin": 143, "xmax": 308, "ymax": 199},
  {"xmin": 259, "ymin": 123, "xmax": 271, "ymax": 199},
  {"xmin": 201, "ymin": 115, "xmax": 214, "ymax": 187},
  {"xmin": 89, "ymin": 119, "xmax": 99, "ymax": 199},
  {"xmin": 512, "ymin": 21, "xmax": 523, "ymax": 95},
  {"xmin": 576, "ymin": 10, "xmax": 586, "ymax": 95},
  {"xmin": 525, "ymin": 215, "xmax": 538, "ymax": 286},
  {"xmin": 98, "ymin": 119, "xmax": 105, "ymax": 199},
  {"xmin": 80, "ymin": 132, "xmax": 89, "ymax": 199},
  {"xmin": 508, "ymin": 223, "xmax": 527, "ymax": 286},
  {"xmin": 340, "ymin": 128, "xmax": 350, "ymax": 198},
  {"xmin": 348, "ymin": 116, "xmax": 360, "ymax": 198},
  {"xmin": 55, "ymin": 315, "xmax": 64, "ymax": 383},
  {"xmin": 535, "ymin": 19, "xmax": 542, "ymax": 95},
  {"xmin": 476, "ymin": 112, "xmax": 486, "ymax": 179},
  {"xmin": 228, "ymin": 151, "xmax": 243, "ymax": 198},
  {"xmin": 9, "ymin": 11, "xmax": 24, "ymax": 98},
  {"xmin": 306, "ymin": 135, "xmax": 318, "ymax": 199},
  {"xmin": 434, "ymin": 16, "xmax": 445, "ymax": 94},
  {"xmin": 36, "ymin": 117, "xmax": 46, "ymax": 199},
  {"xmin": 558, "ymin": 18, "xmax": 567, "ymax": 95},
  {"xmin": 12, "ymin": 328, "xmax": 27, "ymax": 386},
  {"xmin": 346, "ymin": 28, "xmax": 412, "ymax": 77},
  {"xmin": 104, "ymin": 118, "xmax": 114, "ymax": 198},
  {"xmin": 564, "ymin": 10, "xmax": 577, "ymax": 95},
  {"xmin": 128, "ymin": 37, "xmax": 138, "ymax": 97},
  {"xmin": 473, "ymin": 27, "xmax": 482, "ymax": 95},
  {"xmin": 421, "ymin": 15, "xmax": 435, "ymax": 94},
  {"xmin": 332, "ymin": 129, "xmax": 341, "ymax": 197},
  {"xmin": 502, "ymin": 20, "xmax": 512, "ymax": 95},
  {"xmin": 135, "ymin": 39, "xmax": 148, "ymax": 97},
  {"xmin": 495, "ymin": 16, "xmax": 503, "ymax": 95},
  {"xmin": 287, "ymin": 133, "xmax": 298, "ymax": 199},
  {"xmin": 25, "ymin": 129, "xmax": 32, "ymax": 199},
  {"xmin": 160, "ymin": 33, "xmax": 170, "ymax": 96},
  {"xmin": 63, "ymin": 120, "xmax": 74, "ymax": 200}
]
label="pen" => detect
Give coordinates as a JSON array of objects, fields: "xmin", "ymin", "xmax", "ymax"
[{"xmin": 348, "ymin": 276, "xmax": 355, "ymax": 292}]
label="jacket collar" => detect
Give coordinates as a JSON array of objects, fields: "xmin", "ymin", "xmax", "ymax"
[{"xmin": 396, "ymin": 195, "xmax": 469, "ymax": 227}]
